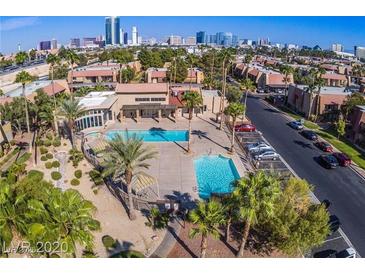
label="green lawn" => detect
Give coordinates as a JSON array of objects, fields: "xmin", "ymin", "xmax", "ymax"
[{"xmin": 276, "ymin": 105, "xmax": 320, "ymax": 130}]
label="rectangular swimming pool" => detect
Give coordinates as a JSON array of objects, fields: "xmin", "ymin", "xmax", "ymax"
[
  {"xmin": 104, "ymin": 129, "xmax": 189, "ymax": 142},
  {"xmin": 194, "ymin": 155, "xmax": 240, "ymax": 199}
]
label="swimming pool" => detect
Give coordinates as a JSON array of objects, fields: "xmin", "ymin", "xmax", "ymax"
[
  {"xmin": 104, "ymin": 129, "xmax": 189, "ymax": 142},
  {"xmin": 194, "ymin": 155, "xmax": 240, "ymax": 199}
]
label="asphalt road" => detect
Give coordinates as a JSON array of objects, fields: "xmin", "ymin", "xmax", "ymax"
[{"xmin": 246, "ymin": 95, "xmax": 365, "ymax": 256}]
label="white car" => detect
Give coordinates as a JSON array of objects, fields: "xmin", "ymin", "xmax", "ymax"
[
  {"xmin": 253, "ymin": 150, "xmax": 280, "ymax": 161},
  {"xmin": 248, "ymin": 143, "xmax": 273, "ymax": 153}
]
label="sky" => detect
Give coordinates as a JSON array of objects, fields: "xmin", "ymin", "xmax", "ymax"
[{"xmin": 1, "ymin": 16, "xmax": 365, "ymax": 54}]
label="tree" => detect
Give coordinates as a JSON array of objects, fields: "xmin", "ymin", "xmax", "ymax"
[
  {"xmin": 268, "ymin": 177, "xmax": 330, "ymax": 256},
  {"xmin": 182, "ymin": 91, "xmax": 203, "ymax": 153},
  {"xmin": 225, "ymin": 102, "xmax": 245, "ymax": 153},
  {"xmin": 34, "ymin": 89, "xmax": 54, "ymax": 130},
  {"xmin": 226, "ymin": 86, "xmax": 242, "ymax": 103},
  {"xmin": 29, "ymin": 49, "xmax": 37, "ymax": 60},
  {"xmin": 46, "ymin": 54, "xmax": 61, "ymax": 134},
  {"xmin": 14, "ymin": 71, "xmax": 34, "ymax": 134},
  {"xmin": 121, "ymin": 67, "xmax": 135, "ymax": 83},
  {"xmin": 101, "ymin": 134, "xmax": 158, "ymax": 220},
  {"xmin": 112, "ymin": 49, "xmax": 134, "ymax": 83},
  {"xmin": 167, "ymin": 57, "xmax": 188, "ymax": 83},
  {"xmin": 52, "ymin": 63, "xmax": 69, "ymax": 79},
  {"xmin": 58, "ymin": 97, "xmax": 86, "ymax": 149},
  {"xmin": 15, "ymin": 51, "xmax": 28, "ymax": 65},
  {"xmin": 342, "ymin": 92, "xmax": 365, "ymax": 119},
  {"xmin": 240, "ymin": 78, "xmax": 255, "ymax": 119},
  {"xmin": 335, "ymin": 117, "xmax": 346, "ymax": 139},
  {"xmin": 279, "ymin": 65, "xmax": 294, "ymax": 104},
  {"xmin": 65, "ymin": 50, "xmax": 80, "ymax": 93},
  {"xmin": 233, "ymin": 171, "xmax": 281, "ymax": 257},
  {"xmin": 306, "ymin": 68, "xmax": 325, "ymax": 120},
  {"xmin": 189, "ymin": 200, "xmax": 225, "ymax": 258}
]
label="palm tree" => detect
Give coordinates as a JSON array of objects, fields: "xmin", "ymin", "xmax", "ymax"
[
  {"xmin": 307, "ymin": 68, "xmax": 325, "ymax": 120},
  {"xmin": 240, "ymin": 78, "xmax": 255, "ymax": 120},
  {"xmin": 189, "ymin": 200, "xmax": 225, "ymax": 258},
  {"xmin": 279, "ymin": 65, "xmax": 294, "ymax": 104},
  {"xmin": 46, "ymin": 53, "xmax": 61, "ymax": 135},
  {"xmin": 101, "ymin": 133, "xmax": 158, "ymax": 220},
  {"xmin": 14, "ymin": 71, "xmax": 33, "ymax": 134},
  {"xmin": 182, "ymin": 91, "xmax": 203, "ymax": 153},
  {"xmin": 233, "ymin": 171, "xmax": 280, "ymax": 257},
  {"xmin": 65, "ymin": 50, "xmax": 80, "ymax": 93},
  {"xmin": 219, "ymin": 50, "xmax": 234, "ymax": 130},
  {"xmin": 225, "ymin": 102, "xmax": 245, "ymax": 153},
  {"xmin": 58, "ymin": 97, "xmax": 86, "ymax": 149}
]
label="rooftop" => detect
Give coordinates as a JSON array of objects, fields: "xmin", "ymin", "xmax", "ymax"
[
  {"xmin": 78, "ymin": 91, "xmax": 118, "ymax": 109},
  {"xmin": 292, "ymin": 84, "xmax": 352, "ymax": 95},
  {"xmin": 116, "ymin": 83, "xmax": 170, "ymax": 94}
]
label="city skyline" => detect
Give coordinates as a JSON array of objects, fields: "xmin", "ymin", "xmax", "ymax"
[{"xmin": 1, "ymin": 16, "xmax": 365, "ymax": 54}]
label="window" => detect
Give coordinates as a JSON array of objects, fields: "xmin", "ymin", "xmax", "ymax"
[
  {"xmin": 151, "ymin": 97, "xmax": 166, "ymax": 102},
  {"xmin": 324, "ymin": 104, "xmax": 338, "ymax": 112},
  {"xmin": 135, "ymin": 98, "xmax": 150, "ymax": 102}
]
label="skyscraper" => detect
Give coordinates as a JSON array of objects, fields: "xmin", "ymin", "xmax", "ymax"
[
  {"xmin": 123, "ymin": 32, "xmax": 128, "ymax": 45},
  {"xmin": 132, "ymin": 26, "xmax": 138, "ymax": 45},
  {"xmin": 39, "ymin": 41, "xmax": 51, "ymax": 51},
  {"xmin": 70, "ymin": 38, "xmax": 81, "ymax": 48},
  {"xmin": 331, "ymin": 43, "xmax": 344, "ymax": 52},
  {"xmin": 168, "ymin": 35, "xmax": 182, "ymax": 45},
  {"xmin": 105, "ymin": 16, "xmax": 120, "ymax": 45},
  {"xmin": 51, "ymin": 39, "xmax": 57, "ymax": 50},
  {"xmin": 196, "ymin": 31, "xmax": 207, "ymax": 44},
  {"xmin": 355, "ymin": 46, "xmax": 365, "ymax": 60}
]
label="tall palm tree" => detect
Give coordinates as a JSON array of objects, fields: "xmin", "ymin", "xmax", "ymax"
[
  {"xmin": 279, "ymin": 65, "xmax": 294, "ymax": 105},
  {"xmin": 182, "ymin": 91, "xmax": 203, "ymax": 153},
  {"xmin": 240, "ymin": 78, "xmax": 255, "ymax": 120},
  {"xmin": 46, "ymin": 53, "xmax": 61, "ymax": 135},
  {"xmin": 307, "ymin": 68, "xmax": 325, "ymax": 120},
  {"xmin": 101, "ymin": 133, "xmax": 158, "ymax": 220},
  {"xmin": 219, "ymin": 50, "xmax": 233, "ymax": 130},
  {"xmin": 225, "ymin": 102, "xmax": 245, "ymax": 153},
  {"xmin": 189, "ymin": 200, "xmax": 225, "ymax": 258},
  {"xmin": 233, "ymin": 171, "xmax": 280, "ymax": 257},
  {"xmin": 14, "ymin": 71, "xmax": 33, "ymax": 134},
  {"xmin": 58, "ymin": 97, "xmax": 86, "ymax": 149},
  {"xmin": 65, "ymin": 50, "xmax": 80, "ymax": 93}
]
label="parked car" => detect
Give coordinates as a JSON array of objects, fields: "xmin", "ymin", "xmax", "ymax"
[
  {"xmin": 234, "ymin": 123, "xmax": 256, "ymax": 132},
  {"xmin": 332, "ymin": 152, "xmax": 351, "ymax": 167},
  {"xmin": 288, "ymin": 120, "xmax": 304, "ymax": 130},
  {"xmin": 315, "ymin": 141, "xmax": 333, "ymax": 152},
  {"xmin": 336, "ymin": 248, "xmax": 356, "ymax": 258},
  {"xmin": 319, "ymin": 154, "xmax": 339, "ymax": 169},
  {"xmin": 314, "ymin": 248, "xmax": 356, "ymax": 258},
  {"xmin": 246, "ymin": 141, "xmax": 266, "ymax": 150},
  {"xmin": 247, "ymin": 143, "xmax": 273, "ymax": 153},
  {"xmin": 313, "ymin": 249, "xmax": 337, "ymax": 258},
  {"xmin": 253, "ymin": 150, "xmax": 280, "ymax": 161},
  {"xmin": 321, "ymin": 199, "xmax": 331, "ymax": 209},
  {"xmin": 328, "ymin": 215, "xmax": 341, "ymax": 235},
  {"xmin": 301, "ymin": 130, "xmax": 318, "ymax": 141}
]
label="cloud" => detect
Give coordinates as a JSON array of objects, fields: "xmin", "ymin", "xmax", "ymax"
[{"xmin": 1, "ymin": 17, "xmax": 40, "ymax": 31}]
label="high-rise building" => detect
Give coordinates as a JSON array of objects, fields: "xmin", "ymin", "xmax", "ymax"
[
  {"xmin": 120, "ymin": 29, "xmax": 125, "ymax": 45},
  {"xmin": 105, "ymin": 16, "xmax": 120, "ymax": 45},
  {"xmin": 123, "ymin": 32, "xmax": 128, "ymax": 45},
  {"xmin": 258, "ymin": 37, "xmax": 270, "ymax": 46},
  {"xmin": 132, "ymin": 26, "xmax": 138, "ymax": 45},
  {"xmin": 70, "ymin": 38, "xmax": 81, "ymax": 48},
  {"xmin": 209, "ymin": 34, "xmax": 216, "ymax": 44},
  {"xmin": 354, "ymin": 46, "xmax": 365, "ymax": 60},
  {"xmin": 242, "ymin": 39, "xmax": 253, "ymax": 46},
  {"xmin": 168, "ymin": 35, "xmax": 182, "ymax": 45},
  {"xmin": 222, "ymin": 33, "xmax": 233, "ymax": 47},
  {"xmin": 331, "ymin": 43, "xmax": 344, "ymax": 52},
  {"xmin": 196, "ymin": 31, "xmax": 207, "ymax": 44},
  {"xmin": 185, "ymin": 36, "xmax": 196, "ymax": 46},
  {"xmin": 138, "ymin": 36, "xmax": 142, "ymax": 45},
  {"xmin": 83, "ymin": 37, "xmax": 97, "ymax": 47},
  {"xmin": 232, "ymin": 35, "xmax": 238, "ymax": 47},
  {"xmin": 51, "ymin": 39, "xmax": 57, "ymax": 50},
  {"xmin": 39, "ymin": 41, "xmax": 51, "ymax": 51}
]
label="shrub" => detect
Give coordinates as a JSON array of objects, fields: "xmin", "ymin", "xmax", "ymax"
[
  {"xmin": 93, "ymin": 189, "xmax": 98, "ymax": 195},
  {"xmin": 46, "ymin": 153, "xmax": 53, "ymax": 159},
  {"xmin": 52, "ymin": 161, "xmax": 60, "ymax": 168},
  {"xmin": 69, "ymin": 149, "xmax": 84, "ymax": 168},
  {"xmin": 102, "ymin": 235, "xmax": 116, "ymax": 249},
  {"xmin": 46, "ymin": 132, "xmax": 53, "ymax": 141},
  {"xmin": 40, "ymin": 147, "xmax": 48, "ymax": 155},
  {"xmin": 10, "ymin": 140, "xmax": 16, "ymax": 146},
  {"xmin": 40, "ymin": 155, "xmax": 47, "ymax": 161},
  {"xmin": 53, "ymin": 138, "xmax": 61, "ymax": 147},
  {"xmin": 51, "ymin": 171, "xmax": 62, "ymax": 181},
  {"xmin": 44, "ymin": 139, "xmax": 52, "ymax": 147},
  {"xmin": 89, "ymin": 169, "xmax": 103, "ymax": 185},
  {"xmin": 145, "ymin": 207, "xmax": 170, "ymax": 230},
  {"xmin": 27, "ymin": 170, "xmax": 44, "ymax": 181},
  {"xmin": 45, "ymin": 162, "xmax": 53, "ymax": 169},
  {"xmin": 71, "ymin": 178, "xmax": 80, "ymax": 186},
  {"xmin": 35, "ymin": 137, "xmax": 43, "ymax": 146},
  {"xmin": 74, "ymin": 170, "xmax": 82, "ymax": 179}
]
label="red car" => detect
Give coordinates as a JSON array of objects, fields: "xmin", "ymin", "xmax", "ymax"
[
  {"xmin": 234, "ymin": 124, "xmax": 256, "ymax": 132},
  {"xmin": 315, "ymin": 141, "xmax": 333, "ymax": 152},
  {"xmin": 332, "ymin": 152, "xmax": 352, "ymax": 167}
]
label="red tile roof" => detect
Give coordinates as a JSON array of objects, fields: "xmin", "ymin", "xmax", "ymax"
[
  {"xmin": 169, "ymin": 93, "xmax": 184, "ymax": 107},
  {"xmin": 248, "ymin": 68, "xmax": 260, "ymax": 77},
  {"xmin": 267, "ymin": 74, "xmax": 286, "ymax": 85},
  {"xmin": 71, "ymin": 70, "xmax": 115, "ymax": 78},
  {"xmin": 42, "ymin": 82, "xmax": 67, "ymax": 96},
  {"xmin": 322, "ymin": 73, "xmax": 347, "ymax": 81},
  {"xmin": 116, "ymin": 83, "xmax": 169, "ymax": 93},
  {"xmin": 320, "ymin": 64, "xmax": 338, "ymax": 71}
]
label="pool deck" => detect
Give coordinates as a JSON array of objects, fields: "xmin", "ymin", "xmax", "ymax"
[{"xmin": 84, "ymin": 112, "xmax": 247, "ymax": 202}]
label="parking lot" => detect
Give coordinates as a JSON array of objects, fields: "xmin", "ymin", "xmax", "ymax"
[{"xmin": 235, "ymin": 129, "xmax": 359, "ymax": 258}]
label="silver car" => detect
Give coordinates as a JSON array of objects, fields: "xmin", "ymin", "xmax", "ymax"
[
  {"xmin": 253, "ymin": 150, "xmax": 280, "ymax": 161},
  {"xmin": 248, "ymin": 143, "xmax": 273, "ymax": 153}
]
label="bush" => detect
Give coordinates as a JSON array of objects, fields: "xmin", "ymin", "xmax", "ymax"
[
  {"xmin": 51, "ymin": 171, "xmax": 62, "ymax": 181},
  {"xmin": 71, "ymin": 178, "xmax": 80, "ymax": 186},
  {"xmin": 69, "ymin": 149, "xmax": 84, "ymax": 168},
  {"xmin": 52, "ymin": 161, "xmax": 60, "ymax": 168},
  {"xmin": 102, "ymin": 235, "xmax": 116, "ymax": 249},
  {"xmin": 27, "ymin": 170, "xmax": 44, "ymax": 181},
  {"xmin": 46, "ymin": 132, "xmax": 53, "ymax": 141},
  {"xmin": 74, "ymin": 170, "xmax": 82, "ymax": 179},
  {"xmin": 44, "ymin": 139, "xmax": 52, "ymax": 147},
  {"xmin": 40, "ymin": 155, "xmax": 47, "ymax": 161},
  {"xmin": 40, "ymin": 147, "xmax": 48, "ymax": 155},
  {"xmin": 46, "ymin": 153, "xmax": 53, "ymax": 159},
  {"xmin": 10, "ymin": 140, "xmax": 16, "ymax": 146},
  {"xmin": 45, "ymin": 162, "xmax": 53, "ymax": 169},
  {"xmin": 53, "ymin": 138, "xmax": 61, "ymax": 147},
  {"xmin": 89, "ymin": 169, "xmax": 104, "ymax": 185}
]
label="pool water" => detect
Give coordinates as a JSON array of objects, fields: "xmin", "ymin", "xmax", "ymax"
[
  {"xmin": 105, "ymin": 129, "xmax": 189, "ymax": 142},
  {"xmin": 194, "ymin": 155, "xmax": 240, "ymax": 199}
]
